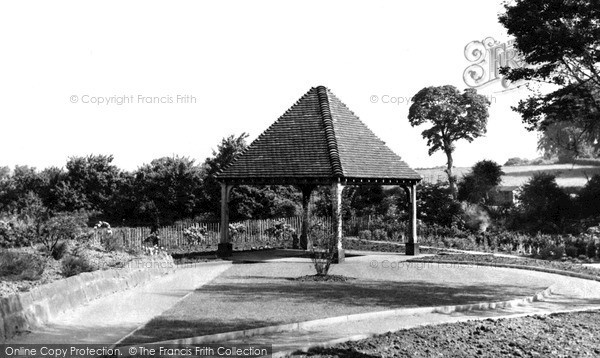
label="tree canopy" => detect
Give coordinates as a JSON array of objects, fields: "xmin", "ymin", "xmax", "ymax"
[
  {"xmin": 499, "ymin": 0, "xmax": 600, "ymax": 157},
  {"xmin": 408, "ymin": 85, "xmax": 491, "ymax": 197}
]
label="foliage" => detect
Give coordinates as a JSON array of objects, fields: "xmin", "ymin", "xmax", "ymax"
[
  {"xmin": 417, "ymin": 182, "xmax": 461, "ymax": 226},
  {"xmin": 264, "ymin": 221, "xmax": 295, "ymax": 242},
  {"xmin": 200, "ymin": 133, "xmax": 301, "ymax": 221},
  {"xmin": 538, "ymin": 122, "xmax": 599, "ymax": 162},
  {"xmin": 458, "ymin": 160, "xmax": 504, "ymax": 205},
  {"xmin": 498, "ymin": 0, "xmax": 600, "ymax": 154},
  {"xmin": 51, "ymin": 241, "xmax": 70, "ymax": 260},
  {"xmin": 515, "ymin": 173, "xmax": 573, "ymax": 233},
  {"xmin": 578, "ymin": 175, "xmax": 600, "ymax": 219},
  {"xmin": 0, "ymin": 251, "xmax": 45, "ymax": 281},
  {"xmin": 228, "ymin": 223, "xmax": 246, "ymax": 239},
  {"xmin": 408, "ymin": 85, "xmax": 491, "ymax": 197},
  {"xmin": 133, "ymin": 156, "xmax": 205, "ymax": 226},
  {"xmin": 309, "ymin": 217, "xmax": 336, "ymax": 276},
  {"xmin": 38, "ymin": 211, "xmax": 91, "ymax": 255},
  {"xmin": 358, "ymin": 230, "xmax": 372, "ymax": 241},
  {"xmin": 182, "ymin": 226, "xmax": 208, "ymax": 245},
  {"xmin": 61, "ymin": 255, "xmax": 94, "ymax": 277}
]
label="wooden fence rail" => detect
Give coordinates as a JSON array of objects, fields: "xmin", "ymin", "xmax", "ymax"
[{"xmin": 92, "ymin": 215, "xmax": 422, "ymax": 250}]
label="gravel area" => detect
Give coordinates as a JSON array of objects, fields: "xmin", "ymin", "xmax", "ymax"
[
  {"xmin": 122, "ymin": 260, "xmax": 554, "ymax": 344},
  {"xmin": 298, "ymin": 310, "xmax": 600, "ymax": 357},
  {"xmin": 409, "ymin": 253, "xmax": 600, "ymax": 279}
]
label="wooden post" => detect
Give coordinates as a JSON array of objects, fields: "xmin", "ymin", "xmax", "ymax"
[
  {"xmin": 217, "ymin": 183, "xmax": 234, "ymax": 258},
  {"xmin": 331, "ymin": 181, "xmax": 345, "ymax": 263},
  {"xmin": 405, "ymin": 183, "xmax": 419, "ymax": 256},
  {"xmin": 299, "ymin": 185, "xmax": 315, "ymax": 250}
]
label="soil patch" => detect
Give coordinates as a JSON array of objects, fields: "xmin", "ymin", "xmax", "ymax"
[{"xmin": 298, "ymin": 310, "xmax": 600, "ymax": 357}]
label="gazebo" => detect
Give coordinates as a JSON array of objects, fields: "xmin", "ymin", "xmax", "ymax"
[{"xmin": 215, "ymin": 86, "xmax": 422, "ymax": 261}]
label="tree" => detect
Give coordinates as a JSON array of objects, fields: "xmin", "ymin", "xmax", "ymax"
[
  {"xmin": 516, "ymin": 172, "xmax": 572, "ymax": 232},
  {"xmin": 200, "ymin": 133, "xmax": 301, "ymax": 221},
  {"xmin": 408, "ymin": 85, "xmax": 491, "ymax": 197},
  {"xmin": 458, "ymin": 160, "xmax": 504, "ymax": 204},
  {"xmin": 134, "ymin": 156, "xmax": 204, "ymax": 226},
  {"xmin": 62, "ymin": 155, "xmax": 122, "ymax": 213},
  {"xmin": 537, "ymin": 121, "xmax": 599, "ymax": 162},
  {"xmin": 499, "ymin": 0, "xmax": 600, "ymax": 155}
]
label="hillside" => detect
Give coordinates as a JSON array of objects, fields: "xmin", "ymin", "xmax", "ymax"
[{"xmin": 416, "ymin": 164, "xmax": 600, "ymax": 188}]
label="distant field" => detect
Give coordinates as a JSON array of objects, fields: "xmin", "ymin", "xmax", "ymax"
[{"xmin": 416, "ymin": 164, "xmax": 600, "ymax": 188}]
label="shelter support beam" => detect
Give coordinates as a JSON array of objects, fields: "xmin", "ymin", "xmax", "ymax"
[
  {"xmin": 405, "ymin": 183, "xmax": 419, "ymax": 256},
  {"xmin": 299, "ymin": 185, "xmax": 316, "ymax": 250},
  {"xmin": 217, "ymin": 183, "xmax": 234, "ymax": 258},
  {"xmin": 332, "ymin": 182, "xmax": 345, "ymax": 263}
]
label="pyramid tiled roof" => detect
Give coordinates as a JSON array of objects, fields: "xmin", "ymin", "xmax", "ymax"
[{"xmin": 217, "ymin": 86, "xmax": 422, "ymax": 185}]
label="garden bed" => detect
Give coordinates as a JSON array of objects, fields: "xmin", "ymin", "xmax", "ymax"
[
  {"xmin": 344, "ymin": 238, "xmax": 441, "ymax": 254},
  {"xmin": 408, "ymin": 253, "xmax": 600, "ymax": 280},
  {"xmin": 298, "ymin": 310, "xmax": 600, "ymax": 357},
  {"xmin": 0, "ymin": 241, "xmax": 145, "ymax": 298}
]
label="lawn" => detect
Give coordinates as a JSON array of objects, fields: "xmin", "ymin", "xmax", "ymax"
[
  {"xmin": 120, "ymin": 259, "xmax": 554, "ymax": 344},
  {"xmin": 416, "ymin": 164, "xmax": 600, "ymax": 187}
]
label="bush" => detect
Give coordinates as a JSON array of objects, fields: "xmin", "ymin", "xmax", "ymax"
[
  {"xmin": 372, "ymin": 228, "xmax": 387, "ymax": 241},
  {"xmin": 538, "ymin": 244, "xmax": 565, "ymax": 260},
  {"xmin": 417, "ymin": 182, "xmax": 461, "ymax": 226},
  {"xmin": 460, "ymin": 202, "xmax": 492, "ymax": 232},
  {"xmin": 358, "ymin": 230, "xmax": 372, "ymax": 241},
  {"xmin": 183, "ymin": 226, "xmax": 208, "ymax": 245},
  {"xmin": 61, "ymin": 255, "xmax": 94, "ymax": 277},
  {"xmin": 309, "ymin": 218, "xmax": 337, "ymax": 276},
  {"xmin": 578, "ymin": 175, "xmax": 600, "ymax": 219},
  {"xmin": 0, "ymin": 251, "xmax": 45, "ymax": 281},
  {"xmin": 565, "ymin": 245, "xmax": 578, "ymax": 258},
  {"xmin": 51, "ymin": 241, "xmax": 70, "ymax": 260},
  {"xmin": 516, "ymin": 173, "xmax": 572, "ymax": 233}
]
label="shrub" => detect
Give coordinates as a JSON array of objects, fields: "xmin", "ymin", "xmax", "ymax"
[
  {"xmin": 309, "ymin": 218, "xmax": 336, "ymax": 276},
  {"xmin": 565, "ymin": 245, "xmax": 578, "ymax": 258},
  {"xmin": 516, "ymin": 173, "xmax": 572, "ymax": 233},
  {"xmin": 264, "ymin": 221, "xmax": 295, "ymax": 245},
  {"xmin": 578, "ymin": 175, "xmax": 600, "ymax": 219},
  {"xmin": 51, "ymin": 241, "xmax": 70, "ymax": 260},
  {"xmin": 0, "ymin": 251, "xmax": 45, "ymax": 281},
  {"xmin": 183, "ymin": 226, "xmax": 208, "ymax": 245},
  {"xmin": 372, "ymin": 228, "xmax": 387, "ymax": 241},
  {"xmin": 417, "ymin": 182, "xmax": 461, "ymax": 226},
  {"xmin": 586, "ymin": 241, "xmax": 597, "ymax": 259},
  {"xmin": 538, "ymin": 244, "xmax": 565, "ymax": 260},
  {"xmin": 61, "ymin": 255, "xmax": 94, "ymax": 277},
  {"xmin": 358, "ymin": 230, "xmax": 372, "ymax": 241}
]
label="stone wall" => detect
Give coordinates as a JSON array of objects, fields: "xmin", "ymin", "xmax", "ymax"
[{"xmin": 0, "ymin": 255, "xmax": 175, "ymax": 341}]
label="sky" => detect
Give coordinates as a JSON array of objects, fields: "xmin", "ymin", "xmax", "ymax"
[{"xmin": 0, "ymin": 0, "xmax": 540, "ymax": 172}]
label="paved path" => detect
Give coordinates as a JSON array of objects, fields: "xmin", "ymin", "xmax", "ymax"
[
  {"xmin": 6, "ymin": 262, "xmax": 232, "ymax": 344},
  {"xmin": 6, "ymin": 249, "xmax": 600, "ymax": 355}
]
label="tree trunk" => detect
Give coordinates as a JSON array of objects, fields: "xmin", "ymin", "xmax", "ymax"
[{"xmin": 445, "ymin": 150, "xmax": 457, "ymax": 199}]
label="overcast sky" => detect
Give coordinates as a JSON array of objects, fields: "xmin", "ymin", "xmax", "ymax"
[{"xmin": 0, "ymin": 0, "xmax": 539, "ymax": 171}]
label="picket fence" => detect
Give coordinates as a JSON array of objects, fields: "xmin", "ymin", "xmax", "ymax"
[{"xmin": 91, "ymin": 215, "xmax": 417, "ymax": 250}]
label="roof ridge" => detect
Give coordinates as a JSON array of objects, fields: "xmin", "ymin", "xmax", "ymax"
[{"xmin": 316, "ymin": 86, "xmax": 344, "ymax": 178}]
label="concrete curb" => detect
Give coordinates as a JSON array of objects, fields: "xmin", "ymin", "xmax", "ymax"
[
  {"xmin": 273, "ymin": 304, "xmax": 600, "ymax": 358},
  {"xmin": 123, "ymin": 286, "xmax": 553, "ymax": 348},
  {"xmin": 408, "ymin": 259, "xmax": 600, "ymax": 283},
  {"xmin": 0, "ymin": 256, "xmax": 176, "ymax": 341}
]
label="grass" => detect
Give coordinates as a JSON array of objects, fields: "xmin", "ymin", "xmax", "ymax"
[
  {"xmin": 120, "ymin": 259, "xmax": 553, "ymax": 344},
  {"xmin": 416, "ymin": 164, "xmax": 600, "ymax": 187}
]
